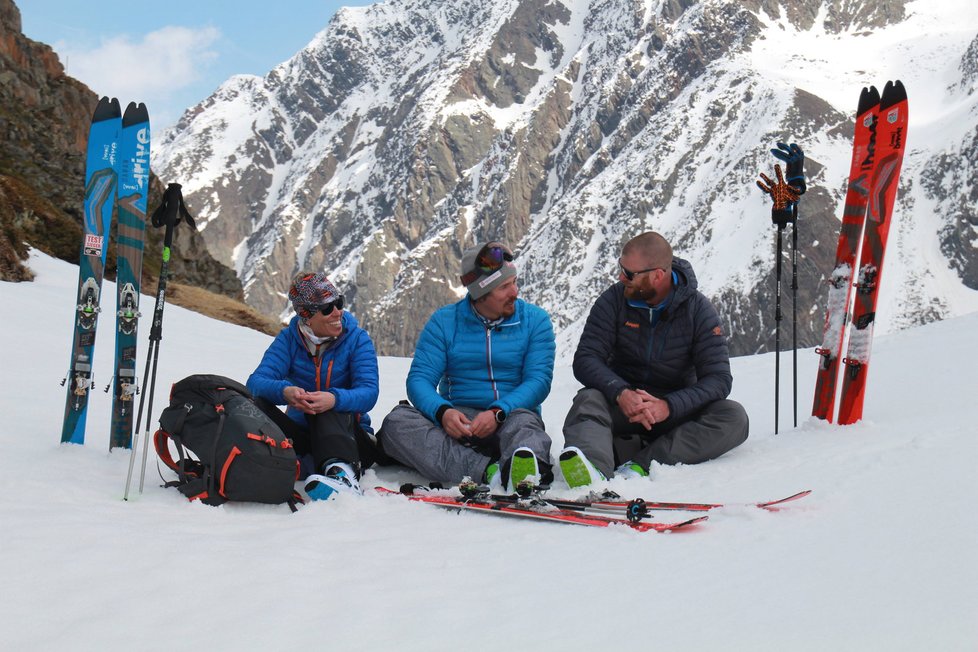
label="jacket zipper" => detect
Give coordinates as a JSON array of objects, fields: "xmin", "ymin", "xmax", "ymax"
[{"xmin": 484, "ymin": 326, "xmax": 499, "ymax": 401}]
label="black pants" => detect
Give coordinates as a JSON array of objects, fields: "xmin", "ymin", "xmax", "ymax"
[{"xmin": 255, "ymin": 398, "xmax": 382, "ymax": 476}]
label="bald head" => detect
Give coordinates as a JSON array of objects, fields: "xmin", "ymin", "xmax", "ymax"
[{"xmin": 622, "ymin": 232, "xmax": 673, "ymax": 270}]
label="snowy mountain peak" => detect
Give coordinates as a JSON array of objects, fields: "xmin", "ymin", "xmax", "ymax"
[{"xmin": 153, "ymin": 0, "xmax": 978, "ymax": 358}]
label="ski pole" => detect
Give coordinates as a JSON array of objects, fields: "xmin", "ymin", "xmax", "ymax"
[
  {"xmin": 791, "ymin": 208, "xmax": 799, "ymax": 427},
  {"xmin": 124, "ymin": 183, "xmax": 195, "ymax": 499},
  {"xmin": 137, "ymin": 336, "xmax": 163, "ymax": 493},
  {"xmin": 756, "ymin": 164, "xmax": 800, "ymax": 435},
  {"xmin": 124, "ymin": 337, "xmax": 155, "ymax": 499},
  {"xmin": 768, "ymin": 143, "xmax": 807, "ymax": 430},
  {"xmin": 771, "ymin": 143, "xmax": 806, "ymax": 428},
  {"xmin": 774, "ymin": 224, "xmax": 784, "ymax": 434}
]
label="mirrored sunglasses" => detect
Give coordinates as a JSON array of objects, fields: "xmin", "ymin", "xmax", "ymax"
[{"xmin": 461, "ymin": 242, "xmax": 514, "ymax": 286}]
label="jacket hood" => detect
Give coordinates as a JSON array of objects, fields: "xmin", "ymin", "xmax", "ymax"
[{"xmin": 670, "ymin": 257, "xmax": 697, "ymax": 308}]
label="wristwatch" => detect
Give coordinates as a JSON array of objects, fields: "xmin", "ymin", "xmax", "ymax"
[{"xmin": 492, "ymin": 408, "xmax": 507, "ymax": 424}]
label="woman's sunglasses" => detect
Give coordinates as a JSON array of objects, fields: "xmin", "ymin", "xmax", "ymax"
[{"xmin": 314, "ymin": 296, "xmax": 345, "ymax": 316}]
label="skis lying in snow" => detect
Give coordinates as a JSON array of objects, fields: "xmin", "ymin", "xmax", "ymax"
[
  {"xmin": 376, "ymin": 486, "xmax": 708, "ymax": 532},
  {"xmin": 401, "ymin": 483, "xmax": 811, "ymax": 513},
  {"xmin": 381, "ymin": 483, "xmax": 810, "ymax": 531},
  {"xmin": 566, "ymin": 488, "xmax": 813, "ymax": 513}
]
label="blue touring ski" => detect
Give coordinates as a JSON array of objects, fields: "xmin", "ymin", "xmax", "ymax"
[
  {"xmin": 108, "ymin": 103, "xmax": 150, "ymax": 449},
  {"xmin": 61, "ymin": 97, "xmax": 122, "ymax": 445}
]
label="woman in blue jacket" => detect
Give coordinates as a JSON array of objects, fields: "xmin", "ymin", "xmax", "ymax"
[{"xmin": 248, "ymin": 272, "xmax": 379, "ymax": 500}]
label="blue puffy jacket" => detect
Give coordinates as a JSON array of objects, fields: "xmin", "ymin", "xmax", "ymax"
[
  {"xmin": 247, "ymin": 312, "xmax": 379, "ymax": 433},
  {"xmin": 407, "ymin": 298, "xmax": 555, "ymax": 422}
]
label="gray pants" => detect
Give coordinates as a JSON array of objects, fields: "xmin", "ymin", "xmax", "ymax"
[
  {"xmin": 379, "ymin": 404, "xmax": 552, "ymax": 485},
  {"xmin": 562, "ymin": 388, "xmax": 748, "ymax": 478}
]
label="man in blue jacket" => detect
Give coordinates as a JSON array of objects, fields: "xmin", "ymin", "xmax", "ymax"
[
  {"xmin": 380, "ymin": 241, "xmax": 556, "ymax": 492},
  {"xmin": 560, "ymin": 232, "xmax": 748, "ymax": 487},
  {"xmin": 248, "ymin": 272, "xmax": 380, "ymax": 500}
]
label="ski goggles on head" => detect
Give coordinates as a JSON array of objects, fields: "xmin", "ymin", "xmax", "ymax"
[
  {"xmin": 302, "ymin": 296, "xmax": 344, "ymax": 318},
  {"xmin": 617, "ymin": 258, "xmax": 660, "ymax": 281},
  {"xmin": 460, "ymin": 242, "xmax": 514, "ymax": 286}
]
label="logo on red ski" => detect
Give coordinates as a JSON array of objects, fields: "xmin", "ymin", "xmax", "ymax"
[
  {"xmin": 84, "ymin": 234, "xmax": 104, "ymax": 257},
  {"xmin": 889, "ymin": 127, "xmax": 904, "ymax": 150},
  {"xmin": 859, "ymin": 115, "xmax": 878, "ymax": 171},
  {"xmin": 886, "ymin": 108, "xmax": 900, "ymax": 124}
]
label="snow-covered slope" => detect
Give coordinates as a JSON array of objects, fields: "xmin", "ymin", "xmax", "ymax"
[
  {"xmin": 153, "ymin": 0, "xmax": 978, "ymax": 359},
  {"xmin": 2, "ymin": 250, "xmax": 975, "ymax": 650}
]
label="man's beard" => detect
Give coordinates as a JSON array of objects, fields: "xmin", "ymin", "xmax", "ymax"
[{"xmin": 625, "ymin": 284, "xmax": 657, "ymax": 303}]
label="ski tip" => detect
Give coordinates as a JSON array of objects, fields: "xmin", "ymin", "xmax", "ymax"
[
  {"xmin": 879, "ymin": 80, "xmax": 907, "ymax": 109},
  {"xmin": 858, "ymin": 86, "xmax": 881, "ymax": 114},
  {"xmin": 668, "ymin": 515, "xmax": 709, "ymax": 530},
  {"xmin": 122, "ymin": 102, "xmax": 150, "ymax": 127},
  {"xmin": 93, "ymin": 97, "xmax": 122, "ymax": 122},
  {"xmin": 759, "ymin": 489, "xmax": 813, "ymax": 510}
]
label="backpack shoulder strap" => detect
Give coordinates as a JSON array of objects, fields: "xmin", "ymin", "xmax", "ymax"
[{"xmin": 153, "ymin": 429, "xmax": 205, "ymax": 483}]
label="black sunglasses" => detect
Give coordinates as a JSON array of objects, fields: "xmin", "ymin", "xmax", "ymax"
[
  {"xmin": 618, "ymin": 259, "xmax": 660, "ymax": 281},
  {"xmin": 460, "ymin": 242, "xmax": 514, "ymax": 286},
  {"xmin": 314, "ymin": 296, "xmax": 344, "ymax": 316}
]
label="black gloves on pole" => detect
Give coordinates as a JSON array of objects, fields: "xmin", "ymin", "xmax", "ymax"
[
  {"xmin": 771, "ymin": 142, "xmax": 806, "ymax": 196},
  {"xmin": 756, "ymin": 165, "xmax": 800, "ymax": 228}
]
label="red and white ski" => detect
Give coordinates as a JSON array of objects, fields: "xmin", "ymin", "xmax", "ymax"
[
  {"xmin": 569, "ymin": 489, "xmax": 812, "ymax": 513},
  {"xmin": 375, "ymin": 487, "xmax": 707, "ymax": 532},
  {"xmin": 837, "ymin": 80, "xmax": 909, "ymax": 424},
  {"xmin": 812, "ymin": 85, "xmax": 881, "ymax": 422}
]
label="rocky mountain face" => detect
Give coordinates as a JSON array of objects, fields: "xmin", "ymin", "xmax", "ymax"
[
  {"xmin": 154, "ymin": 0, "xmax": 978, "ymax": 359},
  {"xmin": 0, "ymin": 0, "xmax": 241, "ymax": 298},
  {"xmin": 0, "ymin": 0, "xmax": 91, "ymax": 281}
]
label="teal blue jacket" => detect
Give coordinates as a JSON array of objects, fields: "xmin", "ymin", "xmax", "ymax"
[{"xmin": 407, "ymin": 298, "xmax": 555, "ymax": 422}]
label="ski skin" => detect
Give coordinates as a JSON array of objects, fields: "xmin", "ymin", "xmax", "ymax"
[
  {"xmin": 61, "ymin": 97, "xmax": 122, "ymax": 445},
  {"xmin": 812, "ymin": 85, "xmax": 881, "ymax": 422},
  {"xmin": 375, "ymin": 487, "xmax": 707, "ymax": 532},
  {"xmin": 837, "ymin": 80, "xmax": 909, "ymax": 425},
  {"xmin": 109, "ymin": 103, "xmax": 150, "ymax": 450}
]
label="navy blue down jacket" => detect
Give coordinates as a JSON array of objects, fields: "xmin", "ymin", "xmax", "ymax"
[{"xmin": 572, "ymin": 257, "xmax": 732, "ymax": 421}]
